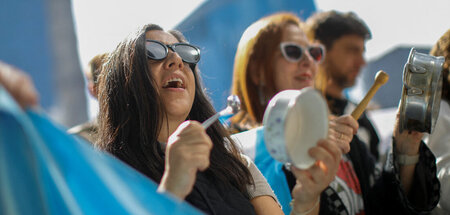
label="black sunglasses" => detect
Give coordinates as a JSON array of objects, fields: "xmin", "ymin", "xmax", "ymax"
[
  {"xmin": 145, "ymin": 40, "xmax": 201, "ymax": 64},
  {"xmin": 280, "ymin": 42, "xmax": 325, "ymax": 63}
]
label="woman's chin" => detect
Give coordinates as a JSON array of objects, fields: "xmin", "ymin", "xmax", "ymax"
[{"xmin": 164, "ymin": 101, "xmax": 193, "ymax": 120}]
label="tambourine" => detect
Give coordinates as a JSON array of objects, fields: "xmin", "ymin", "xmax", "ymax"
[
  {"xmin": 399, "ymin": 48, "xmax": 445, "ymax": 134},
  {"xmin": 262, "ymin": 87, "xmax": 328, "ymax": 169}
]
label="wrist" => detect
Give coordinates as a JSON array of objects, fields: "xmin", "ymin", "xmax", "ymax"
[
  {"xmin": 396, "ymin": 153, "xmax": 419, "ymax": 166},
  {"xmin": 290, "ymin": 197, "xmax": 320, "ymax": 215},
  {"xmin": 392, "ymin": 136, "xmax": 420, "ymax": 155},
  {"xmin": 158, "ymin": 173, "xmax": 187, "ymax": 200}
]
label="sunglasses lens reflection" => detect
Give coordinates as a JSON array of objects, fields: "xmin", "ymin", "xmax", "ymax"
[
  {"xmin": 282, "ymin": 43, "xmax": 324, "ymax": 63},
  {"xmin": 284, "ymin": 45, "xmax": 303, "ymax": 61},
  {"xmin": 175, "ymin": 45, "xmax": 200, "ymax": 64},
  {"xmin": 146, "ymin": 42, "xmax": 167, "ymax": 60},
  {"xmin": 309, "ymin": 47, "xmax": 323, "ymax": 62},
  {"xmin": 146, "ymin": 41, "xmax": 200, "ymax": 64}
]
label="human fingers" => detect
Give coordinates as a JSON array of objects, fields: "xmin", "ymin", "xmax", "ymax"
[
  {"xmin": 334, "ymin": 115, "xmax": 359, "ymax": 134},
  {"xmin": 169, "ymin": 121, "xmax": 213, "ymax": 148},
  {"xmin": 315, "ymin": 140, "xmax": 341, "ymax": 179},
  {"xmin": 307, "ymin": 143, "xmax": 338, "ymax": 179},
  {"xmin": 176, "ymin": 121, "xmax": 213, "ymax": 146},
  {"xmin": 291, "ymin": 167, "xmax": 315, "ymax": 194},
  {"xmin": 332, "ymin": 131, "xmax": 352, "ymax": 154},
  {"xmin": 392, "ymin": 110, "xmax": 422, "ymax": 154},
  {"xmin": 306, "ymin": 140, "xmax": 341, "ymax": 182},
  {"xmin": 328, "ymin": 120, "xmax": 352, "ymax": 154},
  {"xmin": 14, "ymin": 74, "xmax": 39, "ymax": 108},
  {"xmin": 316, "ymin": 139, "xmax": 342, "ymax": 163},
  {"xmin": 0, "ymin": 62, "xmax": 39, "ymax": 108},
  {"xmin": 167, "ymin": 121, "xmax": 213, "ymax": 171},
  {"xmin": 328, "ymin": 114, "xmax": 337, "ymax": 121},
  {"xmin": 192, "ymin": 153, "xmax": 211, "ymax": 171},
  {"xmin": 290, "ymin": 166, "xmax": 322, "ymax": 206}
]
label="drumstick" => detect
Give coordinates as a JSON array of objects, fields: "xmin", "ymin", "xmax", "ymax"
[{"xmin": 351, "ymin": 70, "xmax": 389, "ymax": 120}]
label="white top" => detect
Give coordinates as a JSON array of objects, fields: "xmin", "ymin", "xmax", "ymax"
[
  {"xmin": 241, "ymin": 154, "xmax": 279, "ymax": 205},
  {"xmin": 427, "ymin": 100, "xmax": 450, "ymax": 215},
  {"xmin": 427, "ymin": 100, "xmax": 450, "ymax": 158}
]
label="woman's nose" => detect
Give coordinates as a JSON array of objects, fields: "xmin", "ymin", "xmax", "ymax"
[
  {"xmin": 164, "ymin": 49, "xmax": 184, "ymax": 70},
  {"xmin": 299, "ymin": 51, "xmax": 314, "ymax": 67}
]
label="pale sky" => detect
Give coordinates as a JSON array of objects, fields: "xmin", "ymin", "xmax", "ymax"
[
  {"xmin": 71, "ymin": 0, "xmax": 449, "ymax": 117},
  {"xmin": 72, "ymin": 0, "xmax": 449, "ymax": 67},
  {"xmin": 72, "ymin": 0, "xmax": 204, "ymax": 69},
  {"xmin": 315, "ymin": 0, "xmax": 450, "ymax": 61}
]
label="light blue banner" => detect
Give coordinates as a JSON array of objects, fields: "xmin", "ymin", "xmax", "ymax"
[{"xmin": 0, "ymin": 86, "xmax": 202, "ymax": 215}]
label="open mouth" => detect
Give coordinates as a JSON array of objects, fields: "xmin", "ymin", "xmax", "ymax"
[{"xmin": 162, "ymin": 77, "xmax": 185, "ymax": 89}]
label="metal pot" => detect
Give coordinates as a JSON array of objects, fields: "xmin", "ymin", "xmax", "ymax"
[{"xmin": 399, "ymin": 48, "xmax": 445, "ymax": 133}]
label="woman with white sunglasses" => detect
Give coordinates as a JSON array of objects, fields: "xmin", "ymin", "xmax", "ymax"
[
  {"xmin": 230, "ymin": 12, "xmax": 439, "ymax": 215},
  {"xmin": 230, "ymin": 12, "xmax": 357, "ymax": 215}
]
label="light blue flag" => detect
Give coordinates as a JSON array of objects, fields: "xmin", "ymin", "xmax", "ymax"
[{"xmin": 0, "ymin": 86, "xmax": 202, "ymax": 215}]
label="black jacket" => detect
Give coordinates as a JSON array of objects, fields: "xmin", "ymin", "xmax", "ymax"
[{"xmin": 284, "ymin": 136, "xmax": 440, "ymax": 214}]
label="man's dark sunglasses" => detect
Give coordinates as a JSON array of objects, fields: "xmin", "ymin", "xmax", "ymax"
[
  {"xmin": 280, "ymin": 42, "xmax": 325, "ymax": 63},
  {"xmin": 145, "ymin": 40, "xmax": 200, "ymax": 64}
]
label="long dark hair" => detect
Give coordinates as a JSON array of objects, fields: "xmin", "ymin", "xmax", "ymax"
[{"xmin": 97, "ymin": 24, "xmax": 252, "ymax": 196}]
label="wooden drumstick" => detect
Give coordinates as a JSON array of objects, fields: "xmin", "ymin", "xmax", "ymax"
[{"xmin": 351, "ymin": 70, "xmax": 389, "ymax": 120}]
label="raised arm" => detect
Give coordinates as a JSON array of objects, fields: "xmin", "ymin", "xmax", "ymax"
[
  {"xmin": 0, "ymin": 61, "xmax": 39, "ymax": 109},
  {"xmin": 290, "ymin": 139, "xmax": 342, "ymax": 215},
  {"xmin": 157, "ymin": 121, "xmax": 213, "ymax": 200},
  {"xmin": 392, "ymin": 112, "xmax": 423, "ymax": 195}
]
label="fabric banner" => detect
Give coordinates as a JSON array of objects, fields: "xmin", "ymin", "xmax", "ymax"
[{"xmin": 0, "ymin": 86, "xmax": 201, "ymax": 215}]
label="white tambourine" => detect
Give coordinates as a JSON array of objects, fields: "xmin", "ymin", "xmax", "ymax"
[{"xmin": 262, "ymin": 87, "xmax": 329, "ymax": 169}]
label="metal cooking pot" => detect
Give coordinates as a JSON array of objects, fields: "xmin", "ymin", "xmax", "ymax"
[{"xmin": 399, "ymin": 48, "xmax": 445, "ymax": 133}]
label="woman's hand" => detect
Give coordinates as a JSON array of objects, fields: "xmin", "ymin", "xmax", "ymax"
[
  {"xmin": 328, "ymin": 115, "xmax": 359, "ymax": 154},
  {"xmin": 158, "ymin": 121, "xmax": 213, "ymax": 200},
  {"xmin": 0, "ymin": 61, "xmax": 39, "ymax": 109},
  {"xmin": 290, "ymin": 139, "xmax": 341, "ymax": 214},
  {"xmin": 393, "ymin": 112, "xmax": 422, "ymax": 155},
  {"xmin": 392, "ymin": 110, "xmax": 423, "ymax": 195}
]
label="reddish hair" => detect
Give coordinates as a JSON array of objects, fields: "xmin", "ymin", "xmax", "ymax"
[{"xmin": 231, "ymin": 12, "xmax": 303, "ymax": 131}]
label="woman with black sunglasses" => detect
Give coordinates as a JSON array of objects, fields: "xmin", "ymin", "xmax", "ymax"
[{"xmin": 95, "ymin": 23, "xmax": 338, "ymax": 215}]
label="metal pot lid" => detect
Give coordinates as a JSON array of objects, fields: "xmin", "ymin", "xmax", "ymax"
[
  {"xmin": 399, "ymin": 48, "xmax": 445, "ymax": 134},
  {"xmin": 263, "ymin": 87, "xmax": 328, "ymax": 169}
]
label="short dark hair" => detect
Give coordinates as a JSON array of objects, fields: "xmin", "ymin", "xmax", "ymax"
[{"xmin": 305, "ymin": 10, "xmax": 372, "ymax": 50}]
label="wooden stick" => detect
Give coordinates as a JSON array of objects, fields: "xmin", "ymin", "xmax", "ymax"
[{"xmin": 351, "ymin": 70, "xmax": 389, "ymax": 120}]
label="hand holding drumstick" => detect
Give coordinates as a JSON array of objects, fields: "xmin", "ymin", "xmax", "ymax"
[{"xmin": 328, "ymin": 71, "xmax": 388, "ymax": 152}]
